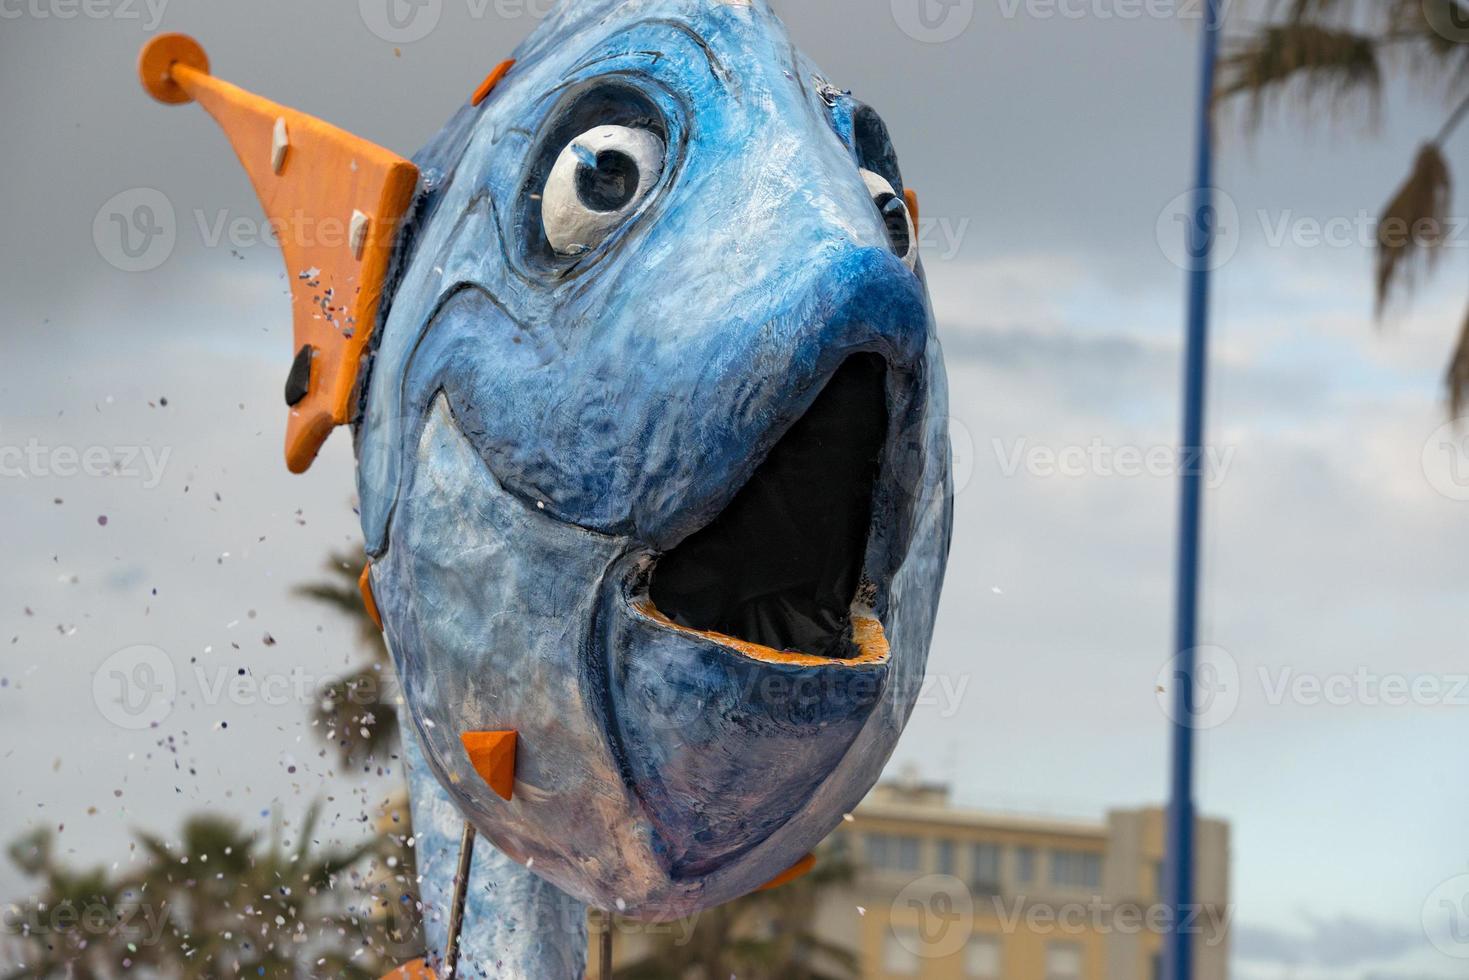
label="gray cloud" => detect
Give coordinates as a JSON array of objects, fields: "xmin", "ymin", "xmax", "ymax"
[{"xmin": 1236, "ymin": 916, "xmax": 1421, "ymax": 970}]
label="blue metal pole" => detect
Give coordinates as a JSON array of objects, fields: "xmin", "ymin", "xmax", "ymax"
[{"xmin": 1165, "ymin": 0, "xmax": 1224, "ymax": 977}]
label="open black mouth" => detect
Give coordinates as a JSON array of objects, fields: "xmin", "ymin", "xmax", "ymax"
[{"xmin": 645, "ymin": 354, "xmax": 889, "ymax": 661}]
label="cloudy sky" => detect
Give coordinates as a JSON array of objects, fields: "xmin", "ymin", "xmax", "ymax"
[{"xmin": 3, "ymin": 1, "xmax": 1469, "ymax": 977}]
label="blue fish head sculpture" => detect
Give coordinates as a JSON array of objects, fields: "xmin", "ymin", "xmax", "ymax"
[
  {"xmin": 360, "ymin": 0, "xmax": 950, "ymax": 920},
  {"xmin": 131, "ymin": 0, "xmax": 952, "ymax": 953}
]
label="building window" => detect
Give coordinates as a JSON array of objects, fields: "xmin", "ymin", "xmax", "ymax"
[
  {"xmin": 937, "ymin": 838, "xmax": 956, "ymax": 876},
  {"xmin": 965, "ymin": 935, "xmax": 1001, "ymax": 979},
  {"xmin": 1153, "ymin": 860, "xmax": 1166, "ymax": 899},
  {"xmin": 866, "ymin": 834, "xmax": 892, "ymax": 870},
  {"xmin": 1016, "ymin": 846, "xmax": 1036, "ymax": 884},
  {"xmin": 867, "ymin": 834, "xmax": 921, "ymax": 874},
  {"xmin": 1045, "ymin": 941, "xmax": 1083, "ymax": 980},
  {"xmin": 896, "ymin": 835, "xmax": 921, "ymax": 873},
  {"xmin": 884, "ymin": 928, "xmax": 921, "ymax": 975},
  {"xmin": 971, "ymin": 843, "xmax": 1001, "ymax": 891},
  {"xmin": 1049, "ymin": 849, "xmax": 1102, "ymax": 890}
]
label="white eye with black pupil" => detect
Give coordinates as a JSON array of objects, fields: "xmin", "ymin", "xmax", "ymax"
[
  {"xmin": 542, "ymin": 125, "xmax": 665, "ymax": 256},
  {"xmin": 860, "ymin": 168, "xmax": 917, "ymax": 270}
]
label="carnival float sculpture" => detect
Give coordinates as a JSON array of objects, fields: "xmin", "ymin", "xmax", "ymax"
[{"xmin": 137, "ymin": 1, "xmax": 952, "ymax": 973}]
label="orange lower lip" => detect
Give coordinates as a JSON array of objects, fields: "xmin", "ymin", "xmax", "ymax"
[{"xmin": 632, "ymin": 598, "xmax": 888, "ymax": 668}]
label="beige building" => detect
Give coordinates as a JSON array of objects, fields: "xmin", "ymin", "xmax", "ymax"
[{"xmin": 812, "ymin": 779, "xmax": 1231, "ymax": 980}]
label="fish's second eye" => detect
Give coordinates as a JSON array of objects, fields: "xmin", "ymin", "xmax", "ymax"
[
  {"xmin": 543, "ymin": 125, "xmax": 664, "ymax": 256},
  {"xmin": 860, "ymin": 168, "xmax": 917, "ymax": 270}
]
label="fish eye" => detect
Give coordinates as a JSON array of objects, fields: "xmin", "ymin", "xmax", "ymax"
[
  {"xmin": 860, "ymin": 168, "xmax": 916, "ymax": 269},
  {"xmin": 542, "ymin": 125, "xmax": 665, "ymax": 256}
]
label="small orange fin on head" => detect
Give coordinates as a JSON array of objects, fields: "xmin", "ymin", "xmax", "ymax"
[
  {"xmin": 137, "ymin": 34, "xmax": 419, "ymax": 473},
  {"xmin": 757, "ymin": 853, "xmax": 816, "ymax": 892},
  {"xmin": 359, "ymin": 563, "xmax": 383, "ymax": 631},
  {"xmin": 460, "ymin": 730, "xmax": 517, "ymax": 801},
  {"xmin": 471, "ymin": 60, "xmax": 515, "ymax": 106},
  {"xmin": 381, "ymin": 958, "xmax": 436, "ymax": 980},
  {"xmin": 903, "ymin": 187, "xmax": 920, "ymax": 228}
]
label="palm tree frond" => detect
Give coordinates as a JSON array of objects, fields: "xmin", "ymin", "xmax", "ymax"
[
  {"xmin": 1218, "ymin": 24, "xmax": 1383, "ymax": 125},
  {"xmin": 1375, "ymin": 142, "xmax": 1452, "ymax": 314},
  {"xmin": 1446, "ymin": 304, "xmax": 1469, "ymax": 416}
]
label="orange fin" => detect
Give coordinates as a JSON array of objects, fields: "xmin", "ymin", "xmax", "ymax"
[
  {"xmin": 138, "ymin": 34, "xmax": 419, "ymax": 473},
  {"xmin": 460, "ymin": 730, "xmax": 517, "ymax": 801},
  {"xmin": 359, "ymin": 563, "xmax": 383, "ymax": 631},
  {"xmin": 381, "ymin": 959, "xmax": 435, "ymax": 980},
  {"xmin": 904, "ymin": 187, "xmax": 920, "ymax": 228},
  {"xmin": 757, "ymin": 852, "xmax": 815, "ymax": 892},
  {"xmin": 471, "ymin": 60, "xmax": 515, "ymax": 106}
]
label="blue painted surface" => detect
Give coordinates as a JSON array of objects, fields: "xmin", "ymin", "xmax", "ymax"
[
  {"xmin": 1164, "ymin": 1, "xmax": 1223, "ymax": 978},
  {"xmin": 357, "ymin": 0, "xmax": 953, "ymax": 972},
  {"xmin": 402, "ymin": 726, "xmax": 588, "ymax": 978}
]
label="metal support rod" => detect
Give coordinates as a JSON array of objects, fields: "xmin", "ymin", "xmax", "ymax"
[
  {"xmin": 1165, "ymin": 0, "xmax": 1223, "ymax": 978},
  {"xmin": 599, "ymin": 909, "xmax": 613, "ymax": 980},
  {"xmin": 445, "ymin": 822, "xmax": 477, "ymax": 978}
]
